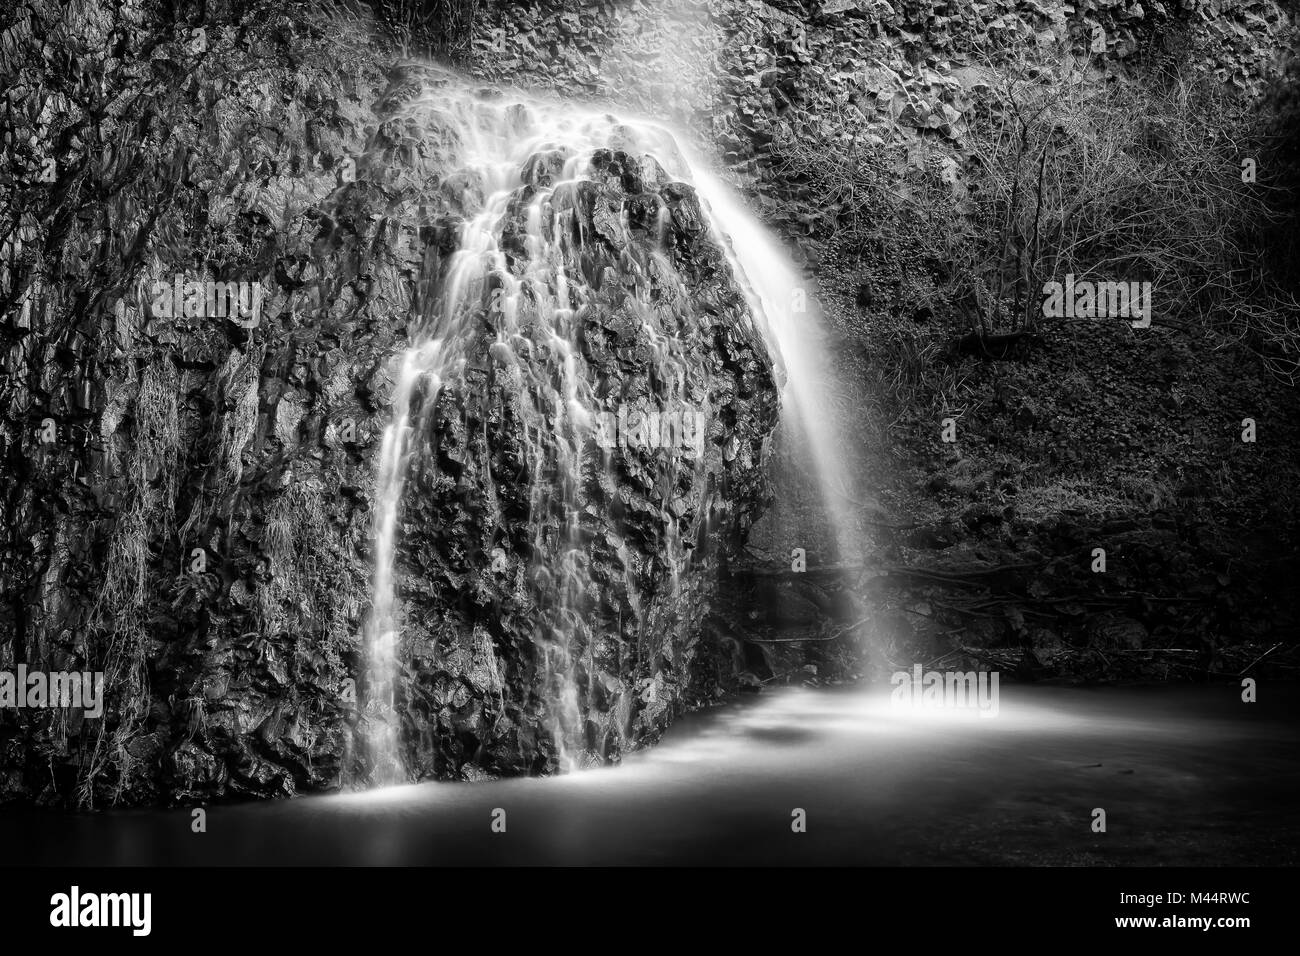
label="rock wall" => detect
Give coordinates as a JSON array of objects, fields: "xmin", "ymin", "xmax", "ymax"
[{"xmin": 2, "ymin": 0, "xmax": 395, "ymax": 807}]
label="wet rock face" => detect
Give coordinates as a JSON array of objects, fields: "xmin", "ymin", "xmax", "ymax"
[
  {"xmin": 0, "ymin": 28, "xmax": 778, "ymax": 806},
  {"xmin": 363, "ymin": 71, "xmax": 780, "ymax": 779}
]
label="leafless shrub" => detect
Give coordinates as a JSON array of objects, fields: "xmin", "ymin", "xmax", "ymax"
[{"xmin": 770, "ymin": 41, "xmax": 1300, "ymax": 379}]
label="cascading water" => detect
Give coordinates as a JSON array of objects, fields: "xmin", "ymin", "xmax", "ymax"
[
  {"xmin": 358, "ymin": 68, "xmax": 859, "ymax": 785},
  {"xmin": 687, "ymin": 167, "xmax": 865, "ymax": 566}
]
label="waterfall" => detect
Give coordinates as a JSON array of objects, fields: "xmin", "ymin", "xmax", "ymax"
[{"xmin": 358, "ymin": 68, "xmax": 859, "ymax": 785}]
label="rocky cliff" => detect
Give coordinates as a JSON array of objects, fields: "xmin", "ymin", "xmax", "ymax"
[{"xmin": 0, "ymin": 1, "xmax": 778, "ymax": 807}]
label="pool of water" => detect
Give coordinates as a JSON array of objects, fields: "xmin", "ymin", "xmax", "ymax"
[{"xmin": 4, "ymin": 682, "xmax": 1296, "ymax": 865}]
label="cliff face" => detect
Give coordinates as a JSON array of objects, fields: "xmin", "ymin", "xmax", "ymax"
[
  {"xmin": 1, "ymin": 0, "xmax": 397, "ymax": 807},
  {"xmin": 0, "ymin": 2, "xmax": 777, "ymax": 806}
]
